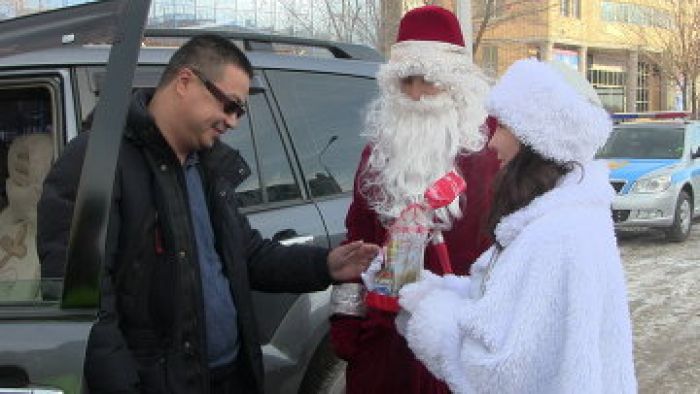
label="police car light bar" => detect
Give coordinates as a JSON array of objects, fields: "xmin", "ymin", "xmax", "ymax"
[{"xmin": 611, "ymin": 111, "xmax": 690, "ymax": 122}]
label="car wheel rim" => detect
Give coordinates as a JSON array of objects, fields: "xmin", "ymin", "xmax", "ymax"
[{"xmin": 680, "ymin": 199, "xmax": 691, "ymax": 234}]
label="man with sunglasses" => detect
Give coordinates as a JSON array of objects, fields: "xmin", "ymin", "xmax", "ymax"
[{"xmin": 37, "ymin": 34, "xmax": 378, "ymax": 394}]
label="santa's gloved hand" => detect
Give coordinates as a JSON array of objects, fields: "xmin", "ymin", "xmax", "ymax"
[
  {"xmin": 398, "ymin": 270, "xmax": 442, "ymax": 313},
  {"xmin": 441, "ymin": 274, "xmax": 471, "ymax": 297}
]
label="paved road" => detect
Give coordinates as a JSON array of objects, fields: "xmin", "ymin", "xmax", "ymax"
[{"xmin": 618, "ymin": 224, "xmax": 700, "ymax": 394}]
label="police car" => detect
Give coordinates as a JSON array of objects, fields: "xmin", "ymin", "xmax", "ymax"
[{"xmin": 596, "ymin": 112, "xmax": 700, "ymax": 241}]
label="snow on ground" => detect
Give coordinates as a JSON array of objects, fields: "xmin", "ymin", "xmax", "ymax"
[{"xmin": 617, "ymin": 224, "xmax": 700, "ymax": 394}]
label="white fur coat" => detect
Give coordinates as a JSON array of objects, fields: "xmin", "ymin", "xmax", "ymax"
[{"xmin": 398, "ymin": 161, "xmax": 637, "ymax": 394}]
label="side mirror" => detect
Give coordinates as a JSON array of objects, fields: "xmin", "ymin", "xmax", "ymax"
[{"xmin": 692, "ymin": 147, "xmax": 700, "ymax": 159}]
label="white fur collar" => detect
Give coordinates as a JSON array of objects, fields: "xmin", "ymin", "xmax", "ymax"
[{"xmin": 494, "ymin": 160, "xmax": 613, "ymax": 247}]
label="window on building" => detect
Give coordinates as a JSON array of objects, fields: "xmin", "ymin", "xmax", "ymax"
[
  {"xmin": 476, "ymin": 0, "xmax": 501, "ymax": 19},
  {"xmin": 601, "ymin": 1, "xmax": 671, "ymax": 28},
  {"xmin": 572, "ymin": 0, "xmax": 581, "ymax": 18},
  {"xmin": 487, "ymin": 0, "xmax": 500, "ymax": 18},
  {"xmin": 560, "ymin": 0, "xmax": 581, "ymax": 18},
  {"xmin": 553, "ymin": 48, "xmax": 580, "ymax": 70},
  {"xmin": 482, "ymin": 46, "xmax": 499, "ymax": 77},
  {"xmin": 560, "ymin": 0, "xmax": 570, "ymax": 17},
  {"xmin": 588, "ymin": 68, "xmax": 627, "ymax": 113},
  {"xmin": 601, "ymin": 2, "xmax": 615, "ymax": 21},
  {"xmin": 637, "ymin": 62, "xmax": 651, "ymax": 112}
]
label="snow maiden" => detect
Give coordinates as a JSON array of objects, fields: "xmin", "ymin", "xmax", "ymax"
[{"xmin": 398, "ymin": 59, "xmax": 637, "ymax": 394}]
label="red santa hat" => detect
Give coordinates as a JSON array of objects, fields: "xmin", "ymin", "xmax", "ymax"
[
  {"xmin": 379, "ymin": 5, "xmax": 481, "ymax": 91},
  {"xmin": 396, "ymin": 5, "xmax": 465, "ymax": 47}
]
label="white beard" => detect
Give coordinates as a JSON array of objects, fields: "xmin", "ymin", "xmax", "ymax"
[{"xmin": 361, "ymin": 90, "xmax": 487, "ymax": 228}]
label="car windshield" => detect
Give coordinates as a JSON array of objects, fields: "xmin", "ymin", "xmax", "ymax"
[{"xmin": 596, "ymin": 127, "xmax": 685, "ymax": 159}]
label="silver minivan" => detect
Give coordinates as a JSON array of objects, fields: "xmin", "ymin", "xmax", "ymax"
[{"xmin": 0, "ymin": 1, "xmax": 380, "ymax": 393}]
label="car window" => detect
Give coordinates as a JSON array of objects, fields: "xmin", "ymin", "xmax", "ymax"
[
  {"xmin": 265, "ymin": 70, "xmax": 378, "ymax": 198},
  {"xmin": 248, "ymin": 93, "xmax": 302, "ymax": 204},
  {"xmin": 598, "ymin": 127, "xmax": 685, "ymax": 159},
  {"xmin": 220, "ymin": 91, "xmax": 302, "ymax": 207},
  {"xmin": 82, "ymin": 67, "xmax": 303, "ymax": 208},
  {"xmin": 0, "ymin": 82, "xmax": 58, "ymax": 304},
  {"xmin": 81, "ymin": 66, "xmax": 165, "ymax": 127},
  {"xmin": 220, "ymin": 108, "xmax": 263, "ymax": 207}
]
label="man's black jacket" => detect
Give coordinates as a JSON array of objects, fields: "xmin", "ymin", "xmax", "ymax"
[{"xmin": 37, "ymin": 89, "xmax": 332, "ymax": 394}]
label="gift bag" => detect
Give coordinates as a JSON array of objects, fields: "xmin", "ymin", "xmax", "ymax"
[
  {"xmin": 365, "ymin": 205, "xmax": 429, "ymax": 312},
  {"xmin": 363, "ymin": 170, "xmax": 466, "ymax": 312}
]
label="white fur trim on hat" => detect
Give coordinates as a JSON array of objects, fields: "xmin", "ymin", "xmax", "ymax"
[
  {"xmin": 376, "ymin": 41, "xmax": 491, "ymax": 123},
  {"xmin": 379, "ymin": 40, "xmax": 479, "ymax": 88},
  {"xmin": 486, "ymin": 59, "xmax": 612, "ymax": 164}
]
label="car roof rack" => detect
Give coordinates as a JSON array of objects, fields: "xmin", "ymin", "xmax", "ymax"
[
  {"xmin": 143, "ymin": 28, "xmax": 384, "ymax": 63},
  {"xmin": 612, "ymin": 111, "xmax": 691, "ymax": 124}
]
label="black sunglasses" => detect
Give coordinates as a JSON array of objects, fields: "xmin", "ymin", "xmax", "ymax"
[{"xmin": 188, "ymin": 67, "xmax": 246, "ymax": 118}]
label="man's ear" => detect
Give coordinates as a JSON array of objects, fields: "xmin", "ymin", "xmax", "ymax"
[{"xmin": 174, "ymin": 68, "xmax": 192, "ymax": 97}]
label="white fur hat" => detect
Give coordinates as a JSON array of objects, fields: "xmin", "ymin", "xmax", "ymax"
[{"xmin": 486, "ymin": 59, "xmax": 612, "ymax": 164}]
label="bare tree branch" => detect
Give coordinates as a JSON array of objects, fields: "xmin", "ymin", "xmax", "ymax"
[
  {"xmin": 472, "ymin": 0, "xmax": 554, "ymax": 54},
  {"xmin": 627, "ymin": 0, "xmax": 700, "ymax": 114},
  {"xmin": 473, "ymin": 0, "xmax": 495, "ymax": 54},
  {"xmin": 278, "ymin": 0, "xmax": 382, "ymax": 49}
]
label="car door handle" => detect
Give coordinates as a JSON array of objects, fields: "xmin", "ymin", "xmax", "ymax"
[
  {"xmin": 272, "ymin": 229, "xmax": 314, "ymax": 245},
  {"xmin": 278, "ymin": 235, "xmax": 314, "ymax": 246}
]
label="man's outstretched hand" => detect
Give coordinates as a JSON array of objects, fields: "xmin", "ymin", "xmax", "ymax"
[{"xmin": 327, "ymin": 241, "xmax": 380, "ymax": 282}]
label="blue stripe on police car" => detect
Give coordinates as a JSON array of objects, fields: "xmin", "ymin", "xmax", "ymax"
[{"xmin": 608, "ymin": 159, "xmax": 679, "ymax": 194}]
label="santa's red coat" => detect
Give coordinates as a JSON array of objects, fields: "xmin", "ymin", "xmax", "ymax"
[{"xmin": 331, "ymin": 145, "xmax": 500, "ymax": 393}]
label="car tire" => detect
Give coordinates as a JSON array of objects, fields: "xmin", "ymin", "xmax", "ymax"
[
  {"xmin": 298, "ymin": 336, "xmax": 346, "ymax": 394},
  {"xmin": 666, "ymin": 190, "xmax": 693, "ymax": 242}
]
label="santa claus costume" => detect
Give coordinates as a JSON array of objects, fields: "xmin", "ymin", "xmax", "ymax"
[
  {"xmin": 329, "ymin": 6, "xmax": 499, "ymax": 394},
  {"xmin": 399, "ymin": 60, "xmax": 637, "ymax": 393}
]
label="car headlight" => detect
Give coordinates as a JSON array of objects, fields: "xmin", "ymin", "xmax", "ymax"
[{"xmin": 631, "ymin": 175, "xmax": 672, "ymax": 193}]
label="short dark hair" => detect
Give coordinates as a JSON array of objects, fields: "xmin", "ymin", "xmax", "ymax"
[{"xmin": 159, "ymin": 34, "xmax": 253, "ymax": 87}]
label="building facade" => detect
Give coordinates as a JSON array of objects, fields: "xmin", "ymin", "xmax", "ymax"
[{"xmin": 469, "ymin": 0, "xmax": 676, "ymax": 113}]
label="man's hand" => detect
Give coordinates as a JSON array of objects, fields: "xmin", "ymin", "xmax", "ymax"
[{"xmin": 327, "ymin": 241, "xmax": 380, "ymax": 282}]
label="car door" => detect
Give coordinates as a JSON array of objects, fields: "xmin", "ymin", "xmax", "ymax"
[
  {"xmin": 0, "ymin": 1, "xmax": 150, "ymax": 392},
  {"xmin": 221, "ymin": 71, "xmax": 330, "ymax": 335},
  {"xmin": 689, "ymin": 124, "xmax": 700, "ymax": 217},
  {"xmin": 226, "ymin": 73, "xmax": 333, "ymax": 394},
  {"xmin": 263, "ymin": 69, "xmax": 379, "ymax": 247},
  {"xmin": 0, "ymin": 70, "xmax": 93, "ymax": 394},
  {"xmin": 254, "ymin": 69, "xmax": 380, "ymax": 393}
]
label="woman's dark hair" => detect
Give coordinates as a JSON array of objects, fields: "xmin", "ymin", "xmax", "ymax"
[{"xmin": 487, "ymin": 145, "xmax": 577, "ymax": 249}]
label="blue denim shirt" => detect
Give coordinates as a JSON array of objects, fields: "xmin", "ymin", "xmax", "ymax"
[{"xmin": 183, "ymin": 153, "xmax": 239, "ymax": 368}]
